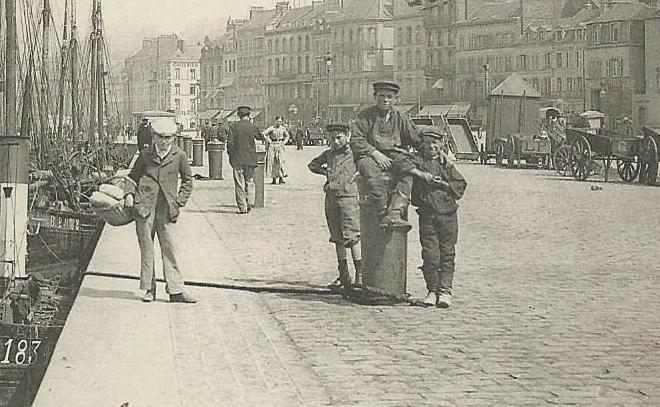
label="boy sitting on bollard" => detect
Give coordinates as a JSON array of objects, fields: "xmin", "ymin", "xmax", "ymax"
[
  {"xmin": 409, "ymin": 131, "xmax": 467, "ymax": 308},
  {"xmin": 308, "ymin": 123, "xmax": 363, "ymax": 294}
]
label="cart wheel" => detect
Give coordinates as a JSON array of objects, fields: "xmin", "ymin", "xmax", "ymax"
[
  {"xmin": 569, "ymin": 135, "xmax": 592, "ymax": 181},
  {"xmin": 617, "ymin": 159, "xmax": 639, "ymax": 183},
  {"xmin": 495, "ymin": 141, "xmax": 504, "ymax": 166},
  {"xmin": 638, "ymin": 135, "xmax": 658, "ymax": 185},
  {"xmin": 553, "ymin": 144, "xmax": 571, "ymax": 176},
  {"xmin": 507, "ymin": 134, "xmax": 516, "ymax": 168}
]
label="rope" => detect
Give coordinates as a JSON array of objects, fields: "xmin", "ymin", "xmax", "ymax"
[
  {"xmin": 347, "ymin": 284, "xmax": 412, "ymax": 306},
  {"xmin": 85, "ymin": 271, "xmax": 337, "ymax": 296}
]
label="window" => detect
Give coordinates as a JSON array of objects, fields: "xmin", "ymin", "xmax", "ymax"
[
  {"xmin": 175, "ymin": 83, "xmax": 180, "ymax": 94},
  {"xmin": 190, "ymin": 69, "xmax": 196, "ymax": 79},
  {"xmin": 305, "ymin": 55, "xmax": 310, "ymax": 73},
  {"xmin": 397, "ymin": 28, "xmax": 403, "ymax": 46},
  {"xmin": 175, "ymin": 99, "xmax": 181, "ymax": 110},
  {"xmin": 607, "ymin": 58, "xmax": 623, "ymax": 77},
  {"xmin": 593, "ymin": 24, "xmax": 600, "ymax": 44},
  {"xmin": 415, "ymin": 25, "xmax": 422, "ymax": 43},
  {"xmin": 175, "ymin": 68, "xmax": 180, "ymax": 79},
  {"xmin": 556, "ymin": 53, "xmax": 563, "ymax": 68},
  {"xmin": 397, "ymin": 51, "xmax": 403, "ymax": 68},
  {"xmin": 518, "ymin": 54, "xmax": 527, "ymax": 70},
  {"xmin": 283, "ymin": 38, "xmax": 288, "ymax": 53},
  {"xmin": 556, "ymin": 77, "xmax": 562, "ymax": 92},
  {"xmin": 577, "ymin": 77, "xmax": 583, "ymax": 91},
  {"xmin": 415, "ymin": 49, "xmax": 422, "ymax": 68},
  {"xmin": 406, "ymin": 27, "xmax": 412, "ymax": 44},
  {"xmin": 276, "ymin": 39, "xmax": 280, "ymax": 53},
  {"xmin": 268, "ymin": 39, "xmax": 272, "ymax": 53},
  {"xmin": 611, "ymin": 22, "xmax": 619, "ymax": 43},
  {"xmin": 567, "ymin": 77, "xmax": 573, "ymax": 92},
  {"xmin": 268, "ymin": 59, "xmax": 272, "ymax": 76},
  {"xmin": 406, "ymin": 51, "xmax": 412, "ymax": 69},
  {"xmin": 576, "ymin": 52, "xmax": 582, "ymax": 67},
  {"xmin": 290, "ymin": 37, "xmax": 294, "ymax": 52},
  {"xmin": 544, "ymin": 53, "xmax": 551, "ymax": 69},
  {"xmin": 305, "ymin": 35, "xmax": 310, "ymax": 51},
  {"xmin": 190, "ymin": 85, "xmax": 196, "ymax": 95}
]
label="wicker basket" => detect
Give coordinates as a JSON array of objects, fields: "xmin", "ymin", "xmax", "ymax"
[
  {"xmin": 95, "ymin": 201, "xmax": 134, "ymax": 226},
  {"xmin": 94, "ymin": 175, "xmax": 137, "ymax": 226}
]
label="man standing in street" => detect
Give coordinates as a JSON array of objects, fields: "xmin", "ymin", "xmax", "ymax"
[
  {"xmin": 136, "ymin": 117, "xmax": 152, "ymax": 152},
  {"xmin": 125, "ymin": 117, "xmax": 196, "ymax": 303},
  {"xmin": 227, "ymin": 106, "xmax": 264, "ymax": 214},
  {"xmin": 350, "ymin": 81, "xmax": 422, "ymax": 230},
  {"xmin": 295, "ymin": 121, "xmax": 308, "ymax": 151}
]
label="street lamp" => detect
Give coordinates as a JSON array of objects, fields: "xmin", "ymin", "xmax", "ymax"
[
  {"xmin": 325, "ymin": 53, "xmax": 333, "ymax": 121},
  {"xmin": 483, "ymin": 63, "xmax": 489, "ymax": 100}
]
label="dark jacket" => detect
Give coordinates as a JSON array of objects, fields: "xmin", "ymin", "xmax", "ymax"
[
  {"xmin": 411, "ymin": 156, "xmax": 467, "ymax": 215},
  {"xmin": 127, "ymin": 144, "xmax": 193, "ymax": 223},
  {"xmin": 350, "ymin": 105, "xmax": 421, "ymax": 160},
  {"xmin": 136, "ymin": 124, "xmax": 152, "ymax": 151},
  {"xmin": 227, "ymin": 119, "xmax": 263, "ymax": 167},
  {"xmin": 308, "ymin": 147, "xmax": 358, "ymax": 197}
]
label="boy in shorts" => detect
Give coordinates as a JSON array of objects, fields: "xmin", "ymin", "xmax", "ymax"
[{"xmin": 309, "ymin": 123, "xmax": 362, "ymax": 293}]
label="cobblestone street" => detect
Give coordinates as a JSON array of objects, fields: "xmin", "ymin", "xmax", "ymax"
[
  {"xmin": 36, "ymin": 146, "xmax": 660, "ymax": 406},
  {"xmin": 196, "ymin": 147, "xmax": 660, "ymax": 406}
]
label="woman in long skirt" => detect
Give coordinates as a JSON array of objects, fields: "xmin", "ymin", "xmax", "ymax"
[{"xmin": 263, "ymin": 116, "xmax": 290, "ymax": 184}]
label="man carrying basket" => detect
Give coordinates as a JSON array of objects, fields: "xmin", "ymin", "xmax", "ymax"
[{"xmin": 124, "ymin": 117, "xmax": 197, "ymax": 303}]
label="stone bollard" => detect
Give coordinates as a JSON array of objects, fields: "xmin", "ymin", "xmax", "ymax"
[
  {"xmin": 254, "ymin": 143, "xmax": 267, "ymax": 208},
  {"xmin": 208, "ymin": 140, "xmax": 225, "ymax": 180},
  {"xmin": 356, "ymin": 175, "xmax": 408, "ymax": 297},
  {"xmin": 192, "ymin": 138, "xmax": 204, "ymax": 167},
  {"xmin": 183, "ymin": 135, "xmax": 193, "ymax": 160}
]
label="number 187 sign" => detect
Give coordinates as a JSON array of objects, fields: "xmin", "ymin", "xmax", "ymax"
[{"xmin": 0, "ymin": 338, "xmax": 43, "ymax": 366}]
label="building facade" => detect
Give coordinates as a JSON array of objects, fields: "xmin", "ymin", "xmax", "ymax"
[
  {"xmin": 584, "ymin": 2, "xmax": 656, "ymax": 128},
  {"xmin": 123, "ymin": 34, "xmax": 200, "ymax": 130}
]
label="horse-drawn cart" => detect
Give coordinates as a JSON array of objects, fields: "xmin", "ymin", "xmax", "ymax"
[{"xmin": 565, "ymin": 128, "xmax": 640, "ymax": 182}]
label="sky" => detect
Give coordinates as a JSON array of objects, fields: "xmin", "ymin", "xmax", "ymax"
[{"xmin": 46, "ymin": 0, "xmax": 314, "ymax": 66}]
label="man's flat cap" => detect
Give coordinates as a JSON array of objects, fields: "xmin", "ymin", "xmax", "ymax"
[
  {"xmin": 237, "ymin": 105, "xmax": 251, "ymax": 113},
  {"xmin": 326, "ymin": 123, "xmax": 350, "ymax": 133},
  {"xmin": 421, "ymin": 131, "xmax": 446, "ymax": 140},
  {"xmin": 373, "ymin": 81, "xmax": 400, "ymax": 93},
  {"xmin": 149, "ymin": 117, "xmax": 177, "ymax": 136}
]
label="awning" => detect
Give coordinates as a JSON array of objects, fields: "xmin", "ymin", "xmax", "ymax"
[
  {"xmin": 198, "ymin": 109, "xmax": 234, "ymax": 121},
  {"xmin": 198, "ymin": 110, "xmax": 218, "ymax": 120},
  {"xmin": 418, "ymin": 103, "xmax": 471, "ymax": 118},
  {"xmin": 226, "ymin": 109, "xmax": 263, "ymax": 122}
]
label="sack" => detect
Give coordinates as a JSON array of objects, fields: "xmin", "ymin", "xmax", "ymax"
[
  {"xmin": 89, "ymin": 191, "xmax": 119, "ymax": 208},
  {"xmin": 99, "ymin": 184, "xmax": 125, "ymax": 200}
]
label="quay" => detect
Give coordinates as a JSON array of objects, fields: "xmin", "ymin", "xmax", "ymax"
[{"xmin": 33, "ymin": 148, "xmax": 660, "ymax": 406}]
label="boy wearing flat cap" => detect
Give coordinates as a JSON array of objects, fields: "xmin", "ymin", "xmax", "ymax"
[
  {"xmin": 351, "ymin": 81, "xmax": 422, "ymax": 230},
  {"xmin": 410, "ymin": 131, "xmax": 467, "ymax": 308},
  {"xmin": 308, "ymin": 123, "xmax": 362, "ymax": 293},
  {"xmin": 125, "ymin": 117, "xmax": 196, "ymax": 304}
]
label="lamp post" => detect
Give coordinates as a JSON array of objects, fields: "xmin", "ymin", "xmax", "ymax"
[
  {"xmin": 483, "ymin": 63, "xmax": 489, "ymax": 100},
  {"xmin": 325, "ymin": 53, "xmax": 333, "ymax": 121}
]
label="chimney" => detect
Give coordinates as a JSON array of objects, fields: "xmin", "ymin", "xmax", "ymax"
[
  {"xmin": 276, "ymin": 1, "xmax": 290, "ymax": 15},
  {"xmin": 249, "ymin": 6, "xmax": 264, "ymax": 19},
  {"xmin": 177, "ymin": 39, "xmax": 185, "ymax": 52}
]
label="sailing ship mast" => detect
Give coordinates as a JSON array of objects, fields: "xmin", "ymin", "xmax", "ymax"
[
  {"xmin": 56, "ymin": 0, "xmax": 69, "ymax": 139},
  {"xmin": 88, "ymin": 0, "xmax": 98, "ymax": 140}
]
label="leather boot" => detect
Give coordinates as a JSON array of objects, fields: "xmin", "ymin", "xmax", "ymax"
[{"xmin": 379, "ymin": 192, "xmax": 412, "ymax": 231}]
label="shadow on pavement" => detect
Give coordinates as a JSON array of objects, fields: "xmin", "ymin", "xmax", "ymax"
[
  {"xmin": 269, "ymin": 291, "xmax": 356, "ymax": 307},
  {"xmin": 78, "ymin": 287, "xmax": 140, "ymax": 301}
]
